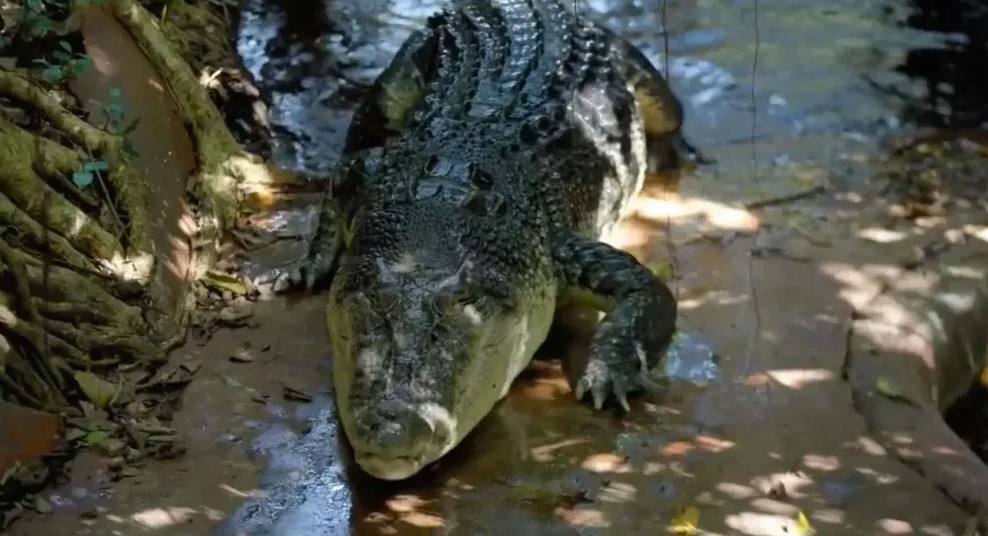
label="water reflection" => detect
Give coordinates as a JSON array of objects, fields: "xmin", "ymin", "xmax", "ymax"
[{"xmin": 213, "ymin": 396, "xmax": 354, "ymax": 536}]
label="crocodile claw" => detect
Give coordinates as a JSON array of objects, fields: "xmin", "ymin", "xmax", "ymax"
[
  {"xmin": 253, "ymin": 253, "xmax": 333, "ymax": 294},
  {"xmin": 574, "ymin": 350, "xmax": 641, "ymax": 413}
]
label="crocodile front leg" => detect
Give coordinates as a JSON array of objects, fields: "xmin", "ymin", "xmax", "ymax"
[
  {"xmin": 257, "ymin": 28, "xmax": 443, "ymax": 294},
  {"xmin": 258, "ymin": 166, "xmax": 349, "ymax": 293},
  {"xmin": 553, "ymin": 233, "xmax": 677, "ymax": 411}
]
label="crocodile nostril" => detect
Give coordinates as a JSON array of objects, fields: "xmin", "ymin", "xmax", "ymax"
[{"xmin": 356, "ymin": 400, "xmax": 434, "ymax": 455}]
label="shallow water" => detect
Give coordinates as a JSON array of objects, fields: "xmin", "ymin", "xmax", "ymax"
[{"xmin": 235, "ymin": 0, "xmax": 972, "ymax": 177}]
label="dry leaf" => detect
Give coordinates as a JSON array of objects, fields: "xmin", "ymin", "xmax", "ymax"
[
  {"xmin": 794, "ymin": 510, "xmax": 815, "ymax": 535},
  {"xmin": 201, "ymin": 270, "xmax": 248, "ymax": 295},
  {"xmin": 33, "ymin": 496, "xmax": 53, "ymax": 514},
  {"xmin": 230, "ymin": 348, "xmax": 255, "ymax": 363},
  {"xmin": 83, "ymin": 430, "xmax": 110, "ymax": 447},
  {"xmin": 647, "ymin": 260, "xmax": 674, "ymax": 281},
  {"xmin": 875, "ymin": 376, "xmax": 902, "ymax": 398},
  {"xmin": 669, "ymin": 506, "xmax": 699, "ymax": 534},
  {"xmin": 874, "ymin": 376, "xmax": 918, "ymax": 406},
  {"xmin": 282, "ymin": 384, "xmax": 313, "ymax": 403},
  {"xmin": 74, "ymin": 371, "xmax": 119, "ymax": 408}
]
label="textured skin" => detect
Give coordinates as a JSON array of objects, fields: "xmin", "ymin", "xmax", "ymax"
[{"xmin": 267, "ymin": 0, "xmax": 693, "ymax": 480}]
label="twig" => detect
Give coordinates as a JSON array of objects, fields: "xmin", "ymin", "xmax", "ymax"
[
  {"xmin": 742, "ymin": 248, "xmax": 761, "ymax": 375},
  {"xmin": 744, "ymin": 185, "xmax": 825, "ymax": 210},
  {"xmin": 743, "ymin": 0, "xmax": 762, "ymax": 377},
  {"xmin": 658, "ymin": 0, "xmax": 681, "ymax": 300},
  {"xmin": 0, "ymin": 234, "xmax": 64, "ymax": 393}
]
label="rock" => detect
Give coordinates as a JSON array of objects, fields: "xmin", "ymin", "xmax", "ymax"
[{"xmin": 218, "ymin": 302, "xmax": 255, "ymax": 327}]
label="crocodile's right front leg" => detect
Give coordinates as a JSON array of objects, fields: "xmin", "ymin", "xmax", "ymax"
[
  {"xmin": 260, "ymin": 27, "xmax": 440, "ymax": 294},
  {"xmin": 260, "ymin": 164, "xmax": 352, "ymax": 293},
  {"xmin": 553, "ymin": 232, "xmax": 678, "ymax": 411}
]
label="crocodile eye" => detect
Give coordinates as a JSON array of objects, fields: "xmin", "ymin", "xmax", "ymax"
[
  {"xmin": 450, "ymin": 288, "xmax": 479, "ymax": 307},
  {"xmin": 479, "ymin": 272, "xmax": 511, "ymax": 302}
]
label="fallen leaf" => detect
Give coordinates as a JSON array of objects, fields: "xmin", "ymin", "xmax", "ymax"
[
  {"xmin": 64, "ymin": 428, "xmax": 87, "ymax": 443},
  {"xmin": 83, "ymin": 430, "xmax": 110, "ymax": 447},
  {"xmin": 218, "ymin": 303, "xmax": 255, "ymax": 327},
  {"xmin": 201, "ymin": 270, "xmax": 248, "ymax": 295},
  {"xmin": 647, "ymin": 260, "xmax": 674, "ymax": 281},
  {"xmin": 117, "ymin": 466, "xmax": 141, "ymax": 479},
  {"xmin": 875, "ymin": 376, "xmax": 902, "ymax": 398},
  {"xmin": 74, "ymin": 372, "xmax": 119, "ymax": 408},
  {"xmin": 33, "ymin": 496, "xmax": 53, "ymax": 514},
  {"xmin": 229, "ymin": 348, "xmax": 255, "ymax": 363},
  {"xmin": 668, "ymin": 506, "xmax": 699, "ymax": 534},
  {"xmin": 874, "ymin": 376, "xmax": 918, "ymax": 406},
  {"xmin": 96, "ymin": 438, "xmax": 127, "ymax": 456},
  {"xmin": 282, "ymin": 384, "xmax": 313, "ymax": 403},
  {"xmin": 794, "ymin": 510, "xmax": 815, "ymax": 535},
  {"xmin": 221, "ymin": 375, "xmax": 243, "ymax": 388}
]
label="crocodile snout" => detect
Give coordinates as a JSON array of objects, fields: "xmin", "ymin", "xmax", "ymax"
[
  {"xmin": 355, "ymin": 399, "xmax": 435, "ymax": 452},
  {"xmin": 349, "ymin": 399, "xmax": 453, "ymax": 480}
]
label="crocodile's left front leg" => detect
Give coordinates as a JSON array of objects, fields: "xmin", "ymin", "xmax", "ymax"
[{"xmin": 553, "ymin": 233, "xmax": 677, "ymax": 411}]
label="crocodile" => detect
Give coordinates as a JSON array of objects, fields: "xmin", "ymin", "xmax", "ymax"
[{"xmin": 269, "ymin": 0, "xmax": 701, "ymax": 481}]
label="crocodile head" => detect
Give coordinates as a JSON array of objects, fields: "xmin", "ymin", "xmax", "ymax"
[{"xmin": 326, "ymin": 203, "xmax": 555, "ymax": 480}]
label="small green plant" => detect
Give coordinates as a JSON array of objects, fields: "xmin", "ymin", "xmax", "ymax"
[
  {"xmin": 72, "ymin": 159, "xmax": 109, "ymax": 189},
  {"xmin": 73, "ymin": 87, "xmax": 139, "ymax": 190},
  {"xmin": 37, "ymin": 40, "xmax": 93, "ymax": 82},
  {"xmin": 21, "ymin": 0, "xmax": 55, "ymax": 38}
]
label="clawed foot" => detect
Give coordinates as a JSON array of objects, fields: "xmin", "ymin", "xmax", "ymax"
[
  {"xmin": 574, "ymin": 326, "xmax": 648, "ymax": 412},
  {"xmin": 252, "ymin": 252, "xmax": 334, "ymax": 294}
]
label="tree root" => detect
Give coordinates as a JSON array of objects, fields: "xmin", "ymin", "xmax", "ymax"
[
  {"xmin": 0, "ymin": 0, "xmax": 258, "ymax": 472},
  {"xmin": 106, "ymin": 0, "xmax": 262, "ymax": 231},
  {"xmin": 0, "ymin": 0, "xmax": 269, "ymax": 524},
  {"xmin": 0, "ymin": 116, "xmax": 124, "ymax": 259}
]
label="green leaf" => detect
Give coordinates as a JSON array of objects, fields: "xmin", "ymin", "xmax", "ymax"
[
  {"xmin": 875, "ymin": 376, "xmax": 902, "ymax": 398},
  {"xmin": 72, "ymin": 171, "xmax": 94, "ymax": 189},
  {"xmin": 82, "ymin": 160, "xmax": 109, "ymax": 172},
  {"xmin": 109, "ymin": 102, "xmax": 125, "ymax": 120},
  {"xmin": 70, "ymin": 55, "xmax": 92, "ymax": 76},
  {"xmin": 108, "ymin": 87, "xmax": 123, "ymax": 99},
  {"xmin": 59, "ymin": 40, "xmax": 72, "ymax": 52},
  {"xmin": 74, "ymin": 371, "xmax": 118, "ymax": 408},
  {"xmin": 30, "ymin": 18, "xmax": 53, "ymax": 37},
  {"xmin": 201, "ymin": 270, "xmax": 248, "ymax": 295},
  {"xmin": 42, "ymin": 66, "xmax": 63, "ymax": 82},
  {"xmin": 52, "ymin": 50, "xmax": 71, "ymax": 62},
  {"xmin": 82, "ymin": 430, "xmax": 110, "ymax": 447}
]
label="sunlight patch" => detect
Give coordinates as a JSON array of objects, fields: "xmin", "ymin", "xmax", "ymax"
[
  {"xmin": 630, "ymin": 194, "xmax": 761, "ymax": 232},
  {"xmin": 130, "ymin": 506, "xmax": 198, "ymax": 529},
  {"xmin": 765, "ymin": 368, "xmax": 836, "ymax": 388},
  {"xmin": 857, "ymin": 227, "xmax": 907, "ymax": 243}
]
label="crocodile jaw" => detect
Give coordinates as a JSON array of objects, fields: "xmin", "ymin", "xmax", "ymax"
[{"xmin": 327, "ymin": 289, "xmax": 556, "ymax": 480}]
